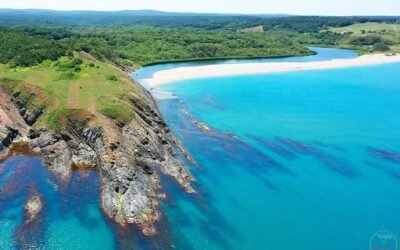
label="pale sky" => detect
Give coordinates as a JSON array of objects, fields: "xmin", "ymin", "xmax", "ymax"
[{"xmin": 0, "ymin": 0, "xmax": 399, "ymax": 16}]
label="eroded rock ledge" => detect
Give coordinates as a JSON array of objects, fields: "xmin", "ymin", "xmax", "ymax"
[{"xmin": 0, "ymin": 85, "xmax": 194, "ymax": 235}]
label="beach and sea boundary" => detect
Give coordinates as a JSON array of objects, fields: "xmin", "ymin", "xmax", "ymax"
[{"xmin": 143, "ymin": 53, "xmax": 400, "ymax": 86}]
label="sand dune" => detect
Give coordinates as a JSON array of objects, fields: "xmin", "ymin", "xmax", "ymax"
[{"xmin": 143, "ymin": 53, "xmax": 400, "ymax": 86}]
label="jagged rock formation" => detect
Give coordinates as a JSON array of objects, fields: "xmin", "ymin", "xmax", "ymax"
[
  {"xmin": 0, "ymin": 89, "xmax": 29, "ymax": 153},
  {"xmin": 0, "ymin": 82, "xmax": 194, "ymax": 235}
]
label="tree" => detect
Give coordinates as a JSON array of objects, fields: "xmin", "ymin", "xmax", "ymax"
[{"xmin": 372, "ymin": 42, "xmax": 390, "ymax": 51}]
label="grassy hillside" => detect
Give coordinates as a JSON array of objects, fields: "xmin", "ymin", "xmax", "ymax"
[
  {"xmin": 329, "ymin": 22, "xmax": 400, "ymax": 35},
  {"xmin": 0, "ymin": 52, "xmax": 144, "ymax": 131},
  {"xmin": 328, "ymin": 22, "xmax": 400, "ymax": 53}
]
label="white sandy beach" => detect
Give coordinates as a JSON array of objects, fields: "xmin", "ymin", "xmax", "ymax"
[{"xmin": 143, "ymin": 53, "xmax": 400, "ymax": 86}]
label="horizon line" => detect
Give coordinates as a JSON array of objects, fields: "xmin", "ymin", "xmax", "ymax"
[{"xmin": 0, "ymin": 8, "xmax": 399, "ymax": 17}]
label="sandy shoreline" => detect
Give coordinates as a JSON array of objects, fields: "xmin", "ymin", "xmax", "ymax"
[{"xmin": 143, "ymin": 53, "xmax": 400, "ymax": 86}]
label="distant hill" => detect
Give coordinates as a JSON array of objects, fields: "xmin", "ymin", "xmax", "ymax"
[
  {"xmin": 0, "ymin": 9, "xmax": 290, "ymax": 17},
  {"xmin": 0, "ymin": 9, "xmax": 289, "ymax": 28},
  {"xmin": 0, "ymin": 9, "xmax": 398, "ymax": 31}
]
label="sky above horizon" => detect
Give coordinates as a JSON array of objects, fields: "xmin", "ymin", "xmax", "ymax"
[{"xmin": 0, "ymin": 0, "xmax": 399, "ymax": 16}]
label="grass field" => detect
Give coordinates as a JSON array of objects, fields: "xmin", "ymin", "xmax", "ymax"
[
  {"xmin": 329, "ymin": 22, "xmax": 400, "ymax": 35},
  {"xmin": 328, "ymin": 22, "xmax": 400, "ymax": 53},
  {"xmin": 0, "ymin": 53, "xmax": 143, "ymax": 130}
]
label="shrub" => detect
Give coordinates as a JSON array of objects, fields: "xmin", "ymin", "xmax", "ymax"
[
  {"xmin": 372, "ymin": 42, "xmax": 390, "ymax": 51},
  {"xmin": 98, "ymin": 96, "xmax": 133, "ymax": 125},
  {"xmin": 106, "ymin": 74, "xmax": 118, "ymax": 81},
  {"xmin": 57, "ymin": 71, "xmax": 76, "ymax": 80}
]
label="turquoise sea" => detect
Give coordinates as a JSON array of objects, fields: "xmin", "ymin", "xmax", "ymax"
[
  {"xmin": 1, "ymin": 48, "xmax": 400, "ymax": 249},
  {"xmin": 156, "ymin": 61, "xmax": 400, "ymax": 250}
]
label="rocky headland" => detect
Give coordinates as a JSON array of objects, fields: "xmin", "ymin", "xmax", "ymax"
[{"xmin": 0, "ymin": 78, "xmax": 194, "ymax": 235}]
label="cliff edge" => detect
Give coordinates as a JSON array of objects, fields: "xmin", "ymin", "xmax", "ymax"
[{"xmin": 0, "ymin": 55, "xmax": 194, "ymax": 235}]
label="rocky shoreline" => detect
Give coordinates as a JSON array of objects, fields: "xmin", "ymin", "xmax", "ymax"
[{"xmin": 0, "ymin": 81, "xmax": 194, "ymax": 235}]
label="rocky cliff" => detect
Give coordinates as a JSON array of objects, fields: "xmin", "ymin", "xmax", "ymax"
[{"xmin": 0, "ymin": 81, "xmax": 194, "ymax": 235}]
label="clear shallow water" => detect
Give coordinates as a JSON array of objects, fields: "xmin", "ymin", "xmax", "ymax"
[
  {"xmin": 0, "ymin": 156, "xmax": 173, "ymax": 249},
  {"xmin": 0, "ymin": 156, "xmax": 116, "ymax": 249},
  {"xmin": 157, "ymin": 62, "xmax": 400, "ymax": 249}
]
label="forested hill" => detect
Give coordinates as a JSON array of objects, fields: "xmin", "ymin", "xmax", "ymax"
[
  {"xmin": 0, "ymin": 26, "xmax": 314, "ymax": 67},
  {"xmin": 0, "ymin": 10, "xmax": 400, "ymax": 68}
]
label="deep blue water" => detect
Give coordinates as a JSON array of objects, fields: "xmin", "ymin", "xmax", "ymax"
[{"xmin": 2, "ymin": 48, "xmax": 399, "ymax": 249}]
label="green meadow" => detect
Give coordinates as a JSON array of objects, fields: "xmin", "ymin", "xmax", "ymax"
[{"xmin": 0, "ymin": 53, "xmax": 142, "ymax": 130}]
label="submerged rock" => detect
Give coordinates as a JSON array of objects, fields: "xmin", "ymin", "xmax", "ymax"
[
  {"xmin": 14, "ymin": 187, "xmax": 45, "ymax": 249},
  {"xmin": 24, "ymin": 194, "xmax": 43, "ymax": 224}
]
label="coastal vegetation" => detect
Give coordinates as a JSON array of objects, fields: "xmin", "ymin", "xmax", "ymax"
[
  {"xmin": 328, "ymin": 22, "xmax": 400, "ymax": 53},
  {"xmin": 0, "ymin": 26, "xmax": 312, "ymax": 67}
]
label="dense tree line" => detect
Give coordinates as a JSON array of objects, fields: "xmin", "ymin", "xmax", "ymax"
[
  {"xmin": 0, "ymin": 11, "xmax": 399, "ymax": 68},
  {"xmin": 72, "ymin": 27, "xmax": 311, "ymax": 65},
  {"xmin": 0, "ymin": 26, "xmax": 311, "ymax": 67},
  {"xmin": 348, "ymin": 35, "xmax": 393, "ymax": 46},
  {"xmin": 0, "ymin": 30, "xmax": 67, "ymax": 67}
]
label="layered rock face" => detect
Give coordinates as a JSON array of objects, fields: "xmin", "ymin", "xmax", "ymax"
[
  {"xmin": 0, "ymin": 84, "xmax": 194, "ymax": 235},
  {"xmin": 0, "ymin": 89, "xmax": 29, "ymax": 152}
]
